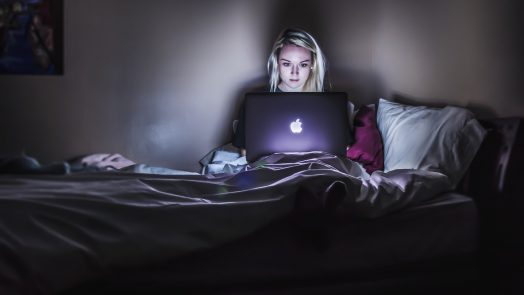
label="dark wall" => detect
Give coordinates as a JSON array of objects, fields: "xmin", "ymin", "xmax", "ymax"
[
  {"xmin": 372, "ymin": 0, "xmax": 523, "ymax": 116},
  {"xmin": 1, "ymin": 0, "xmax": 522, "ymax": 171}
]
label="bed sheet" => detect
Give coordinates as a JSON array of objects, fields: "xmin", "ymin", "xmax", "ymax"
[{"xmin": 0, "ymin": 151, "xmax": 453, "ymax": 294}]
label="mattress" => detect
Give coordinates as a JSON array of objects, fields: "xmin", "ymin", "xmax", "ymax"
[{"xmin": 79, "ymin": 192, "xmax": 479, "ymax": 293}]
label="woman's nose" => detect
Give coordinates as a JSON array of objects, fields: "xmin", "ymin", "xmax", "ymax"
[{"xmin": 292, "ymin": 65, "xmax": 299, "ymax": 75}]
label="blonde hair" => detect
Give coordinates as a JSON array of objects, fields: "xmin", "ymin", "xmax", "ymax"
[{"xmin": 267, "ymin": 28, "xmax": 329, "ymax": 92}]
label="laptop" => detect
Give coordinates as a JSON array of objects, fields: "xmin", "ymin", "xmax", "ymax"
[{"xmin": 244, "ymin": 92, "xmax": 349, "ymax": 162}]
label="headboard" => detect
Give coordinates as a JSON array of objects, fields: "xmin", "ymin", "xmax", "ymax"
[{"xmin": 459, "ymin": 118, "xmax": 523, "ymax": 200}]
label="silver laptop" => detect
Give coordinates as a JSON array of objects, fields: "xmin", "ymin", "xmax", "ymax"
[{"xmin": 244, "ymin": 92, "xmax": 349, "ymax": 162}]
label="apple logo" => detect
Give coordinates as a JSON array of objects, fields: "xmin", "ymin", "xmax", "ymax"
[{"xmin": 290, "ymin": 118, "xmax": 303, "ymax": 134}]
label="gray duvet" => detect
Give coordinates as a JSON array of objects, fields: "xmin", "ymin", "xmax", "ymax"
[{"xmin": 0, "ymin": 152, "xmax": 452, "ymax": 294}]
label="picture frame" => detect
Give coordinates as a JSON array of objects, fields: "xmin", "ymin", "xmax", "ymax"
[{"xmin": 0, "ymin": 0, "xmax": 63, "ymax": 75}]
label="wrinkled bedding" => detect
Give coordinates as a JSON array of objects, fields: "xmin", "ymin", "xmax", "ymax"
[{"xmin": 0, "ymin": 152, "xmax": 452, "ymax": 294}]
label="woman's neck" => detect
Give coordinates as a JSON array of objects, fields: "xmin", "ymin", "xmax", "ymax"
[{"xmin": 277, "ymin": 83, "xmax": 303, "ymax": 92}]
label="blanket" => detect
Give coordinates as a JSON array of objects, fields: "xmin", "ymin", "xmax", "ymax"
[{"xmin": 0, "ymin": 152, "xmax": 452, "ymax": 294}]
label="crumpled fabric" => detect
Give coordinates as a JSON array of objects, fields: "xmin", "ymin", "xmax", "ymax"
[
  {"xmin": 0, "ymin": 151, "xmax": 451, "ymax": 294},
  {"xmin": 199, "ymin": 143, "xmax": 247, "ymax": 174},
  {"xmin": 72, "ymin": 153, "xmax": 136, "ymax": 171}
]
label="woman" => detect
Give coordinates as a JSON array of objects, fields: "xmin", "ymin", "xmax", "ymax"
[
  {"xmin": 233, "ymin": 28, "xmax": 331, "ymax": 155},
  {"xmin": 267, "ymin": 27, "xmax": 329, "ymax": 92}
]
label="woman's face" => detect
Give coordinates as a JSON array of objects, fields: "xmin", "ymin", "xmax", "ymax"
[{"xmin": 277, "ymin": 44, "xmax": 312, "ymax": 92}]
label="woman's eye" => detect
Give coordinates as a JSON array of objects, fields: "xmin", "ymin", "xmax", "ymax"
[
  {"xmin": 282, "ymin": 62, "xmax": 290, "ymax": 67},
  {"xmin": 300, "ymin": 63, "xmax": 309, "ymax": 68}
]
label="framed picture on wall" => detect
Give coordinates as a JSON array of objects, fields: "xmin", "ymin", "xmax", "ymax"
[{"xmin": 0, "ymin": 0, "xmax": 63, "ymax": 75}]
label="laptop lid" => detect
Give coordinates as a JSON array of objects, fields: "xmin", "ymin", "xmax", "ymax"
[{"xmin": 244, "ymin": 92, "xmax": 349, "ymax": 162}]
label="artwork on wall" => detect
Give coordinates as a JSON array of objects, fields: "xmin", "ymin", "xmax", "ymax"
[{"xmin": 0, "ymin": 0, "xmax": 63, "ymax": 75}]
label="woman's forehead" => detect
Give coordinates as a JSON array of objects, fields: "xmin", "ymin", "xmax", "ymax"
[{"xmin": 279, "ymin": 44, "xmax": 312, "ymax": 61}]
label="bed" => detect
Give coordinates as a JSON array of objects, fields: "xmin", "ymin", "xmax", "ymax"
[{"xmin": 1, "ymin": 98, "xmax": 520, "ymax": 295}]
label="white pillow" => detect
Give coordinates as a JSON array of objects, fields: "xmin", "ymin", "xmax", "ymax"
[{"xmin": 376, "ymin": 98, "xmax": 486, "ymax": 188}]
